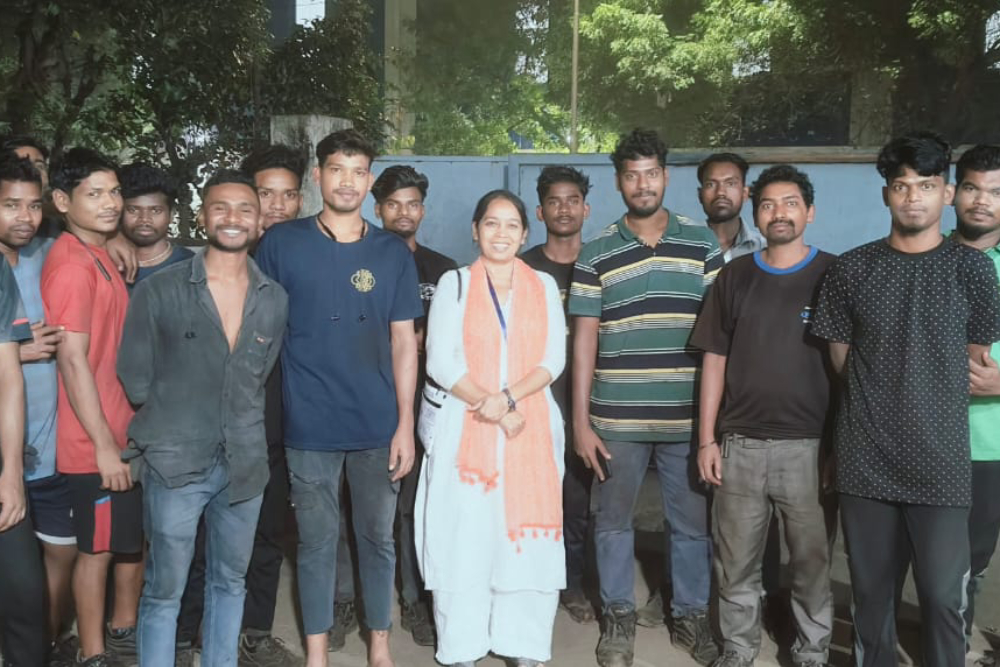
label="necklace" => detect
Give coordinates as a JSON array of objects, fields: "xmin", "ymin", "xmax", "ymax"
[
  {"xmin": 138, "ymin": 242, "xmax": 173, "ymax": 267},
  {"xmin": 317, "ymin": 213, "xmax": 367, "ymax": 242}
]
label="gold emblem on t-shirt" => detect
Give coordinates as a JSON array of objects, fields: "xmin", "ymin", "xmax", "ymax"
[{"xmin": 351, "ymin": 269, "xmax": 376, "ymax": 293}]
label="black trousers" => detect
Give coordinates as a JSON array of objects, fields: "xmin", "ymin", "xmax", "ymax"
[
  {"xmin": 0, "ymin": 515, "xmax": 47, "ymax": 666},
  {"xmin": 967, "ymin": 461, "xmax": 1000, "ymax": 636},
  {"xmin": 563, "ymin": 441, "xmax": 593, "ymax": 592},
  {"xmin": 841, "ymin": 494, "xmax": 969, "ymax": 667},
  {"xmin": 176, "ymin": 441, "xmax": 289, "ymax": 643}
]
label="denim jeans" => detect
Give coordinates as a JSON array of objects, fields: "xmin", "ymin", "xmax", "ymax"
[
  {"xmin": 593, "ymin": 440, "xmax": 711, "ymax": 617},
  {"xmin": 137, "ymin": 459, "xmax": 263, "ymax": 667},
  {"xmin": 286, "ymin": 447, "xmax": 400, "ymax": 636}
]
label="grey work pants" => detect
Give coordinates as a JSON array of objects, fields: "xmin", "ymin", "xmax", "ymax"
[{"xmin": 712, "ymin": 434, "xmax": 833, "ymax": 664}]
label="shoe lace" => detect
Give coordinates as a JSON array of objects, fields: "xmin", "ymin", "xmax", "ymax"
[{"xmin": 604, "ymin": 610, "xmax": 635, "ymax": 641}]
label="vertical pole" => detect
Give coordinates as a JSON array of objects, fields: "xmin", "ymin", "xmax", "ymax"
[{"xmin": 570, "ymin": 0, "xmax": 580, "ymax": 153}]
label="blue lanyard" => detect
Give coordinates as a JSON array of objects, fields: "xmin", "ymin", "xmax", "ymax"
[{"xmin": 485, "ymin": 273, "xmax": 507, "ymax": 340}]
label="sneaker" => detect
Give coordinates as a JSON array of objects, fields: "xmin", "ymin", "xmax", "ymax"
[
  {"xmin": 977, "ymin": 651, "xmax": 998, "ymax": 666},
  {"xmin": 327, "ymin": 599, "xmax": 358, "ymax": 652},
  {"xmin": 400, "ymin": 599, "xmax": 436, "ymax": 647},
  {"xmin": 238, "ymin": 633, "xmax": 298, "ymax": 666},
  {"xmin": 559, "ymin": 588, "xmax": 596, "ymax": 624},
  {"xmin": 104, "ymin": 625, "xmax": 137, "ymax": 664},
  {"xmin": 635, "ymin": 589, "xmax": 665, "ymax": 628},
  {"xmin": 710, "ymin": 650, "xmax": 753, "ymax": 667},
  {"xmin": 76, "ymin": 652, "xmax": 123, "ymax": 667},
  {"xmin": 672, "ymin": 611, "xmax": 719, "ymax": 666},
  {"xmin": 174, "ymin": 642, "xmax": 198, "ymax": 667},
  {"xmin": 49, "ymin": 635, "xmax": 80, "ymax": 667},
  {"xmin": 596, "ymin": 603, "xmax": 636, "ymax": 667}
]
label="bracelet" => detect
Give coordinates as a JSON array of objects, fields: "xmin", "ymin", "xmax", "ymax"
[
  {"xmin": 502, "ymin": 387, "xmax": 516, "ymax": 412},
  {"xmin": 699, "ymin": 440, "xmax": 718, "ymax": 449}
]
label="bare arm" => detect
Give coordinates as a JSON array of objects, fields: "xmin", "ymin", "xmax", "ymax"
[
  {"xmin": 0, "ymin": 341, "xmax": 26, "ymax": 531},
  {"xmin": 389, "ymin": 319, "xmax": 418, "ymax": 481},
  {"xmin": 697, "ymin": 352, "xmax": 726, "ymax": 486},
  {"xmin": 829, "ymin": 342, "xmax": 849, "ymax": 376},
  {"xmin": 571, "ymin": 315, "xmax": 610, "ymax": 480},
  {"xmin": 57, "ymin": 331, "xmax": 131, "ymax": 491}
]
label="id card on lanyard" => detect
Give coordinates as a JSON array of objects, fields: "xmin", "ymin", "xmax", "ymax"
[{"xmin": 486, "ymin": 273, "xmax": 507, "ymax": 340}]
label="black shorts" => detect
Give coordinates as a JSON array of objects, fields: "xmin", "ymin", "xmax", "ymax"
[
  {"xmin": 25, "ymin": 474, "xmax": 76, "ymax": 546},
  {"xmin": 65, "ymin": 473, "xmax": 143, "ymax": 555}
]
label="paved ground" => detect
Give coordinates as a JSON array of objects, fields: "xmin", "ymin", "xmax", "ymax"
[{"xmin": 265, "ymin": 471, "xmax": 1000, "ymax": 666}]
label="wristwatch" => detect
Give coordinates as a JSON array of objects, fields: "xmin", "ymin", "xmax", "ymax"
[{"xmin": 502, "ymin": 388, "xmax": 516, "ymax": 412}]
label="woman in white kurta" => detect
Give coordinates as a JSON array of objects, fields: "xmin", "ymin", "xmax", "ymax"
[{"xmin": 415, "ymin": 190, "xmax": 566, "ymax": 667}]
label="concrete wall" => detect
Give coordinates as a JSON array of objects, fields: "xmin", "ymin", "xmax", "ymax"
[{"xmin": 357, "ymin": 153, "xmax": 959, "ymax": 265}]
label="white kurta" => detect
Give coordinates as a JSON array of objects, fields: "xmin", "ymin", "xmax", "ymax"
[{"xmin": 415, "ymin": 266, "xmax": 567, "ymax": 594}]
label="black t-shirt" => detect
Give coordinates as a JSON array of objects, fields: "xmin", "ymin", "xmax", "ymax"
[
  {"xmin": 413, "ymin": 243, "xmax": 457, "ymax": 417},
  {"xmin": 521, "ymin": 244, "xmax": 574, "ymax": 425},
  {"xmin": 691, "ymin": 248, "xmax": 835, "ymax": 440},
  {"xmin": 414, "ymin": 244, "xmax": 458, "ymax": 324},
  {"xmin": 131, "ymin": 245, "xmax": 195, "ymax": 290},
  {"xmin": 812, "ymin": 238, "xmax": 1000, "ymax": 507}
]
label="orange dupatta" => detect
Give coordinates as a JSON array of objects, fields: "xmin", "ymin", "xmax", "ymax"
[{"xmin": 458, "ymin": 258, "xmax": 563, "ymax": 546}]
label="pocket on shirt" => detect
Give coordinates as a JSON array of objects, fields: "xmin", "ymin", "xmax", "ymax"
[{"xmin": 246, "ymin": 331, "xmax": 273, "ymax": 376}]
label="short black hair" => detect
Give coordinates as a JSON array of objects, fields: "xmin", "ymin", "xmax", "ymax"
[
  {"xmin": 240, "ymin": 144, "xmax": 308, "ymax": 189},
  {"xmin": 0, "ymin": 153, "xmax": 43, "ymax": 188},
  {"xmin": 0, "ymin": 135, "xmax": 49, "ymax": 161},
  {"xmin": 750, "ymin": 164, "xmax": 815, "ymax": 210},
  {"xmin": 371, "ymin": 165, "xmax": 429, "ymax": 203},
  {"xmin": 472, "ymin": 189, "xmax": 529, "ymax": 233},
  {"xmin": 611, "ymin": 128, "xmax": 668, "ymax": 173},
  {"xmin": 201, "ymin": 169, "xmax": 257, "ymax": 201},
  {"xmin": 536, "ymin": 165, "xmax": 590, "ymax": 203},
  {"xmin": 955, "ymin": 144, "xmax": 1000, "ymax": 185},
  {"xmin": 118, "ymin": 163, "xmax": 177, "ymax": 208},
  {"xmin": 697, "ymin": 152, "xmax": 749, "ymax": 184},
  {"xmin": 49, "ymin": 147, "xmax": 119, "ymax": 195},
  {"xmin": 315, "ymin": 129, "xmax": 377, "ymax": 168},
  {"xmin": 876, "ymin": 131, "xmax": 952, "ymax": 184}
]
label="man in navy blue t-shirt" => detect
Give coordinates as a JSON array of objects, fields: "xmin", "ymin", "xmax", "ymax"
[{"xmin": 255, "ymin": 129, "xmax": 421, "ymax": 667}]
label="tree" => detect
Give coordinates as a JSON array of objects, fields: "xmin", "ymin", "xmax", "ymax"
[
  {"xmin": 572, "ymin": 0, "xmax": 1000, "ymax": 146},
  {"xmin": 262, "ymin": 0, "xmax": 385, "ymax": 144}
]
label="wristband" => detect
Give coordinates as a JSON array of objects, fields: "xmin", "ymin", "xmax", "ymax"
[
  {"xmin": 699, "ymin": 440, "xmax": 718, "ymax": 449},
  {"xmin": 502, "ymin": 388, "xmax": 516, "ymax": 412}
]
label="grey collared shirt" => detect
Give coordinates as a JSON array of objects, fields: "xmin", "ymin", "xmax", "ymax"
[
  {"xmin": 687, "ymin": 217, "xmax": 766, "ymax": 263},
  {"xmin": 118, "ymin": 254, "xmax": 288, "ymax": 502}
]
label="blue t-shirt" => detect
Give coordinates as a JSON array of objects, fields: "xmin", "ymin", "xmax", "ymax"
[
  {"xmin": 256, "ymin": 216, "xmax": 423, "ymax": 451},
  {"xmin": 11, "ymin": 237, "xmax": 59, "ymax": 480}
]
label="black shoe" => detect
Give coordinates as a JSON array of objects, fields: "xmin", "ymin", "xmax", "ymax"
[
  {"xmin": 635, "ymin": 589, "xmax": 666, "ymax": 628},
  {"xmin": 710, "ymin": 650, "xmax": 753, "ymax": 667},
  {"xmin": 238, "ymin": 633, "xmax": 298, "ymax": 666},
  {"xmin": 559, "ymin": 588, "xmax": 596, "ymax": 624},
  {"xmin": 672, "ymin": 611, "xmax": 719, "ymax": 666},
  {"xmin": 174, "ymin": 642, "xmax": 197, "ymax": 667},
  {"xmin": 327, "ymin": 599, "xmax": 358, "ymax": 652},
  {"xmin": 49, "ymin": 635, "xmax": 80, "ymax": 667},
  {"xmin": 104, "ymin": 625, "xmax": 137, "ymax": 666},
  {"xmin": 596, "ymin": 603, "xmax": 635, "ymax": 667},
  {"xmin": 76, "ymin": 652, "xmax": 123, "ymax": 667},
  {"xmin": 400, "ymin": 599, "xmax": 436, "ymax": 647}
]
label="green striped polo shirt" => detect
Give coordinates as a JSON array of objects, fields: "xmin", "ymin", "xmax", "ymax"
[{"xmin": 568, "ymin": 210, "xmax": 723, "ymax": 443}]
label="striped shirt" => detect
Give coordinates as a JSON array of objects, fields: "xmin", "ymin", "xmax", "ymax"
[{"xmin": 568, "ymin": 210, "xmax": 722, "ymax": 442}]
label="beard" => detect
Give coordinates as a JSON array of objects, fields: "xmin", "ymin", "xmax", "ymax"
[{"xmin": 957, "ymin": 217, "xmax": 1000, "ymax": 241}]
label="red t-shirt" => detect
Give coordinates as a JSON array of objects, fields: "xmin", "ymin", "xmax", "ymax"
[{"xmin": 41, "ymin": 234, "xmax": 134, "ymax": 474}]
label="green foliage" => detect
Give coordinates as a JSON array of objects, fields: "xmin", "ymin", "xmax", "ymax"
[
  {"xmin": 0, "ymin": 0, "xmax": 384, "ymax": 235},
  {"xmin": 263, "ymin": 0, "xmax": 385, "ymax": 143}
]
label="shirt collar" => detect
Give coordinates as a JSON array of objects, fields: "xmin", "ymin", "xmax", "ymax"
[
  {"xmin": 188, "ymin": 250, "xmax": 271, "ymax": 291},
  {"xmin": 615, "ymin": 208, "xmax": 680, "ymax": 244}
]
